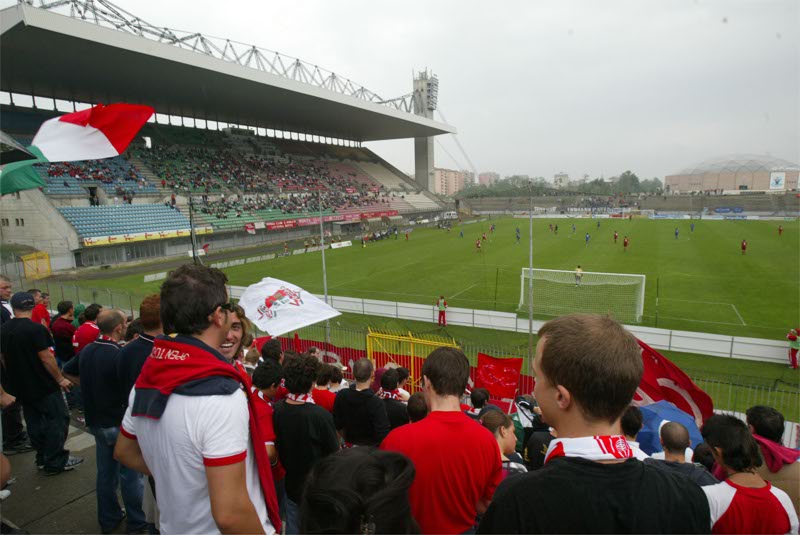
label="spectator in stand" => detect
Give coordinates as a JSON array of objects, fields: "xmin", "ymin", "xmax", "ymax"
[
  {"xmin": 466, "ymin": 388, "xmax": 490, "ymax": 419},
  {"xmin": 477, "ymin": 314, "xmax": 710, "ymax": 534},
  {"xmin": 652, "ymin": 423, "xmax": 694, "ymax": 462},
  {"xmin": 620, "ymin": 405, "xmax": 650, "ymax": 460},
  {"xmin": 694, "ymin": 442, "xmax": 716, "ymax": 473},
  {"xmin": 746, "ymin": 405, "xmax": 800, "ymax": 514},
  {"xmin": 701, "ymin": 414, "xmax": 798, "ymax": 534},
  {"xmin": 382, "ymin": 347, "xmax": 502, "ymax": 534},
  {"xmin": 28, "ymin": 288, "xmax": 50, "ymax": 329},
  {"xmin": 407, "ymin": 392, "xmax": 427, "ymax": 423},
  {"xmin": 273, "ymin": 352, "xmax": 339, "ymax": 534},
  {"xmin": 51, "ymin": 301, "xmax": 76, "ymax": 367},
  {"xmin": 114, "ymin": 265, "xmax": 278, "ymax": 534},
  {"xmin": 251, "ymin": 359, "xmax": 287, "ymax": 521},
  {"xmin": 262, "ymin": 338, "xmax": 284, "ymax": 365},
  {"xmin": 644, "ymin": 422, "xmax": 718, "ymax": 486},
  {"xmin": 0, "ymin": 292, "xmax": 82, "ymax": 475},
  {"xmin": 124, "ymin": 318, "xmax": 143, "ymax": 343},
  {"xmin": 481, "ymin": 410, "xmax": 528, "ymax": 480},
  {"xmin": 63, "ymin": 309, "xmax": 146, "ymax": 533},
  {"xmin": 73, "ymin": 303, "xmax": 102, "ymax": 354},
  {"xmin": 329, "ymin": 363, "xmax": 348, "ymax": 392},
  {"xmin": 379, "ymin": 368, "xmax": 409, "ymax": 430},
  {"xmin": 0, "ymin": 275, "xmax": 12, "ymax": 326},
  {"xmin": 117, "ymin": 295, "xmax": 161, "ymax": 403},
  {"xmin": 396, "ymin": 366, "xmax": 411, "ymax": 401},
  {"xmin": 312, "ymin": 364, "xmax": 337, "ymax": 413},
  {"xmin": 300, "ymin": 448, "xmax": 418, "ymax": 534},
  {"xmin": 71, "ymin": 303, "xmax": 86, "ymax": 328},
  {"xmin": 334, "ymin": 358, "xmax": 390, "ymax": 447}
]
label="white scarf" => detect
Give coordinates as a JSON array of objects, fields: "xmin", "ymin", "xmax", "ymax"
[
  {"xmin": 286, "ymin": 392, "xmax": 315, "ymax": 404},
  {"xmin": 545, "ymin": 435, "xmax": 634, "ymax": 465}
]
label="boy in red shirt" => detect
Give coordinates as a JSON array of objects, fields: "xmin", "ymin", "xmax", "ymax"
[
  {"xmin": 381, "ymin": 347, "xmax": 501, "ymax": 534},
  {"xmin": 312, "ymin": 364, "xmax": 337, "ymax": 413},
  {"xmin": 28, "ymin": 289, "xmax": 50, "ymax": 329},
  {"xmin": 73, "ymin": 303, "xmax": 103, "ymax": 353}
]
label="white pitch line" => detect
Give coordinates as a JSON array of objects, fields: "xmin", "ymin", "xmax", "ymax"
[
  {"xmin": 658, "ymin": 297, "xmax": 737, "ymax": 306},
  {"xmin": 730, "ymin": 304, "xmax": 747, "ymax": 326},
  {"xmin": 451, "ymin": 282, "xmax": 480, "ymax": 299},
  {"xmin": 656, "ymin": 315, "xmax": 747, "ymax": 327}
]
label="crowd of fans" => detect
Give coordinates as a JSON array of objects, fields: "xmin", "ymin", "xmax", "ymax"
[{"xmin": 1, "ymin": 270, "xmax": 798, "ymax": 534}]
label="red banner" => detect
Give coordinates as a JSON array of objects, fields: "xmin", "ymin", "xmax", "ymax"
[
  {"xmin": 265, "ymin": 219, "xmax": 297, "ymax": 230},
  {"xmin": 244, "ymin": 223, "xmax": 256, "ymax": 235},
  {"xmin": 475, "ymin": 353, "xmax": 523, "ymax": 400}
]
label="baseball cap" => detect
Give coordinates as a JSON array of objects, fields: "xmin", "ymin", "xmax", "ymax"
[{"xmin": 10, "ymin": 292, "xmax": 36, "ymax": 311}]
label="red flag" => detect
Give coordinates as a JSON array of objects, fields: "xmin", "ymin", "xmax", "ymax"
[
  {"xmin": 293, "ymin": 333, "xmax": 303, "ymax": 353},
  {"xmin": 634, "ymin": 340, "xmax": 713, "ymax": 426},
  {"xmin": 201, "ymin": 243, "xmax": 210, "ymax": 253},
  {"xmin": 475, "ymin": 353, "xmax": 523, "ymax": 401},
  {"xmin": 244, "ymin": 223, "xmax": 256, "ymax": 235}
]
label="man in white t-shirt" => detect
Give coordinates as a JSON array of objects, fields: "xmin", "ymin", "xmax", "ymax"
[{"xmin": 114, "ymin": 265, "xmax": 273, "ymax": 534}]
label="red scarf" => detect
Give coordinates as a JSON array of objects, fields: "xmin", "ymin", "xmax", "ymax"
[
  {"xmin": 545, "ymin": 435, "xmax": 634, "ymax": 465},
  {"xmin": 377, "ymin": 388, "xmax": 401, "ymax": 400},
  {"xmin": 286, "ymin": 393, "xmax": 315, "ymax": 404},
  {"xmin": 133, "ymin": 336, "xmax": 281, "ymax": 532}
]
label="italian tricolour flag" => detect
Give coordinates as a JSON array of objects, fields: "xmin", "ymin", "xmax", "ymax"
[{"xmin": 0, "ymin": 103, "xmax": 154, "ymax": 194}]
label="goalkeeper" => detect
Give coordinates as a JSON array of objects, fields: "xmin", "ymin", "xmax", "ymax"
[{"xmin": 575, "ymin": 265, "xmax": 583, "ymax": 287}]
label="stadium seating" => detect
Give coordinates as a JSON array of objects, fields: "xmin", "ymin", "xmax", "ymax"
[{"xmin": 58, "ymin": 204, "xmax": 191, "ymax": 238}]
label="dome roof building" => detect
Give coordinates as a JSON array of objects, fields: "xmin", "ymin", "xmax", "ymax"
[{"xmin": 666, "ymin": 154, "xmax": 799, "ymax": 193}]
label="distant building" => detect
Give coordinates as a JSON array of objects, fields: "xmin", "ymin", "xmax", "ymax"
[
  {"xmin": 478, "ymin": 172, "xmax": 500, "ymax": 185},
  {"xmin": 665, "ymin": 155, "xmax": 800, "ymax": 193},
  {"xmin": 553, "ymin": 172, "xmax": 569, "ymax": 189},
  {"xmin": 433, "ymin": 168, "xmax": 466, "ymax": 195}
]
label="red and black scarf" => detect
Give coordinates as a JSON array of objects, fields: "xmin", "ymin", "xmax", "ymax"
[{"xmin": 134, "ymin": 335, "xmax": 281, "ymax": 532}]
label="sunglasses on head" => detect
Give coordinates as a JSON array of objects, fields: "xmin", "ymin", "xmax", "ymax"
[{"xmin": 212, "ymin": 301, "xmax": 235, "ymax": 314}]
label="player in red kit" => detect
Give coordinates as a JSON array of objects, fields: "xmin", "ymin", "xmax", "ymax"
[
  {"xmin": 778, "ymin": 225, "xmax": 783, "ymax": 237},
  {"xmin": 405, "ymin": 231, "xmax": 409, "ymax": 241},
  {"xmin": 623, "ymin": 236, "xmax": 629, "ymax": 251},
  {"xmin": 482, "ymin": 232, "xmax": 487, "ymax": 241},
  {"xmin": 614, "ymin": 231, "xmax": 618, "ymax": 243},
  {"xmin": 741, "ymin": 239, "xmax": 747, "ymax": 255},
  {"xmin": 475, "ymin": 239, "xmax": 482, "ymax": 253}
]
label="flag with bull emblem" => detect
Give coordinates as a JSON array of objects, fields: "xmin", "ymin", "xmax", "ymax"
[{"xmin": 239, "ymin": 277, "xmax": 340, "ymax": 336}]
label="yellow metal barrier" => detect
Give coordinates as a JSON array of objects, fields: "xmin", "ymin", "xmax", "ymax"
[
  {"xmin": 21, "ymin": 251, "xmax": 51, "ymax": 280},
  {"xmin": 365, "ymin": 328, "xmax": 459, "ymax": 392}
]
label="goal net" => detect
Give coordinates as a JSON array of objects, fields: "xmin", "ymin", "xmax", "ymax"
[{"xmin": 519, "ymin": 268, "xmax": 645, "ymax": 323}]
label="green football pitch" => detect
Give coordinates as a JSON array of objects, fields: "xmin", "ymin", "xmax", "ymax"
[{"xmin": 80, "ymin": 216, "xmax": 798, "ymax": 341}]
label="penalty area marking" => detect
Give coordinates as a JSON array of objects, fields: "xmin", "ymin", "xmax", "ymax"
[
  {"xmin": 657, "ymin": 298, "xmax": 747, "ymax": 326},
  {"xmin": 451, "ymin": 282, "xmax": 480, "ymax": 298}
]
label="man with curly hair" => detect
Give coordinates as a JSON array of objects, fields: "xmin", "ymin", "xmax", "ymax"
[{"xmin": 273, "ymin": 352, "xmax": 339, "ymax": 534}]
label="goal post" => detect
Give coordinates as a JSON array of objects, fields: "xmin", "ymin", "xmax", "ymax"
[{"xmin": 519, "ymin": 268, "xmax": 645, "ymax": 323}]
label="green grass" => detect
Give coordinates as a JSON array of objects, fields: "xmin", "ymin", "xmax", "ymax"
[{"xmin": 64, "ymin": 216, "xmax": 799, "ymax": 339}]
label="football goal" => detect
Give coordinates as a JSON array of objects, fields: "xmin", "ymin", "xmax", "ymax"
[{"xmin": 519, "ymin": 268, "xmax": 645, "ymax": 323}]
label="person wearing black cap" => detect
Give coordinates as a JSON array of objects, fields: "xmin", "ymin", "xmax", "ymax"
[{"xmin": 0, "ymin": 292, "xmax": 83, "ymax": 475}]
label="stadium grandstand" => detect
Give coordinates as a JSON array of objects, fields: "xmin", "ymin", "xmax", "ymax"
[
  {"xmin": 665, "ymin": 154, "xmax": 800, "ymax": 194},
  {"xmin": 0, "ymin": 0, "xmax": 454, "ymax": 269}
]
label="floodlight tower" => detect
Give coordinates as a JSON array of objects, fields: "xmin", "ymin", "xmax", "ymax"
[{"xmin": 413, "ymin": 70, "xmax": 438, "ymax": 191}]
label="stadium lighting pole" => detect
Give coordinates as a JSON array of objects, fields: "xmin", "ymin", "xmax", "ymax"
[
  {"xmin": 319, "ymin": 194, "xmax": 331, "ymax": 344},
  {"xmin": 528, "ymin": 179, "xmax": 534, "ymax": 362},
  {"xmin": 188, "ymin": 194, "xmax": 201, "ymax": 265}
]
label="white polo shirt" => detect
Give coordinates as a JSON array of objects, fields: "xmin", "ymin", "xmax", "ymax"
[{"xmin": 121, "ymin": 388, "xmax": 273, "ymax": 535}]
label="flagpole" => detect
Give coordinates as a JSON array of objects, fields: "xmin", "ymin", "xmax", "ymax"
[
  {"xmin": 528, "ymin": 179, "xmax": 534, "ymax": 362},
  {"xmin": 188, "ymin": 194, "xmax": 202, "ymax": 265},
  {"xmin": 319, "ymin": 193, "xmax": 330, "ymax": 345}
]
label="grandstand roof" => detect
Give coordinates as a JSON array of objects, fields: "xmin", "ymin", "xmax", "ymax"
[
  {"xmin": 675, "ymin": 154, "xmax": 800, "ymax": 175},
  {"xmin": 0, "ymin": 3, "xmax": 455, "ymax": 142}
]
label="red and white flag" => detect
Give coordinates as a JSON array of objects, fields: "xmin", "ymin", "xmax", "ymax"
[
  {"xmin": 244, "ymin": 223, "xmax": 256, "ymax": 235},
  {"xmin": 31, "ymin": 103, "xmax": 154, "ymax": 162},
  {"xmin": 475, "ymin": 352, "xmax": 523, "ymax": 401},
  {"xmin": 239, "ymin": 277, "xmax": 340, "ymax": 336},
  {"xmin": 633, "ymin": 340, "xmax": 714, "ymax": 426}
]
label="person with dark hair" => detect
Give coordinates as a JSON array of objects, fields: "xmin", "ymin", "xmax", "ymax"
[
  {"xmin": 334, "ymin": 358, "xmax": 390, "ymax": 447},
  {"xmin": 115, "ymin": 264, "xmax": 279, "ymax": 534},
  {"xmin": 0, "ymin": 275, "xmax": 12, "ymax": 326},
  {"xmin": 312, "ymin": 363, "xmax": 336, "ymax": 413},
  {"xmin": 746, "ymin": 405, "xmax": 800, "ymax": 515},
  {"xmin": 644, "ymin": 422, "xmax": 718, "ymax": 486},
  {"xmin": 481, "ymin": 411, "xmax": 527, "ymax": 479},
  {"xmin": 407, "ymin": 392, "xmax": 427, "ymax": 423},
  {"xmin": 467, "ymin": 388, "xmax": 490, "ymax": 419},
  {"xmin": 300, "ymin": 448, "xmax": 419, "ymax": 534},
  {"xmin": 379, "ymin": 368, "xmax": 409, "ymax": 430},
  {"xmin": 620, "ymin": 405, "xmax": 649, "ymax": 460},
  {"xmin": 273, "ymin": 352, "xmax": 339, "ymax": 534},
  {"xmin": 382, "ymin": 347, "xmax": 502, "ymax": 534},
  {"xmin": 478, "ymin": 314, "xmax": 710, "ymax": 534},
  {"xmin": 124, "ymin": 318, "xmax": 144, "ymax": 343},
  {"xmin": 396, "ymin": 366, "xmax": 411, "ymax": 400},
  {"xmin": 329, "ymin": 363, "xmax": 348, "ymax": 393},
  {"xmin": 63, "ymin": 309, "xmax": 146, "ymax": 533},
  {"xmin": 701, "ymin": 414, "xmax": 798, "ymax": 534},
  {"xmin": 117, "ymin": 295, "xmax": 162, "ymax": 404},
  {"xmin": 1, "ymin": 292, "xmax": 80, "ymax": 474},
  {"xmin": 28, "ymin": 288, "xmax": 50, "ymax": 329},
  {"xmin": 262, "ymin": 338, "xmax": 284, "ymax": 364},
  {"xmin": 693, "ymin": 443, "xmax": 716, "ymax": 472},
  {"xmin": 51, "ymin": 301, "xmax": 76, "ymax": 366},
  {"xmin": 73, "ymin": 303, "xmax": 102, "ymax": 354}
]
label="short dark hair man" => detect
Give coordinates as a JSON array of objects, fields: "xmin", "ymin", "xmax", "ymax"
[
  {"xmin": 620, "ymin": 405, "xmax": 649, "ymax": 460},
  {"xmin": 407, "ymin": 392, "xmax": 427, "ymax": 423},
  {"xmin": 28, "ymin": 288, "xmax": 50, "ymax": 330},
  {"xmin": 746, "ymin": 405, "xmax": 800, "ymax": 514},
  {"xmin": 0, "ymin": 292, "xmax": 82, "ymax": 475},
  {"xmin": 382, "ymin": 348, "xmax": 502, "ymax": 534},
  {"xmin": 0, "ymin": 275, "xmax": 12, "ymax": 325},
  {"xmin": 114, "ymin": 264, "xmax": 279, "ymax": 534},
  {"xmin": 73, "ymin": 303, "xmax": 102, "ymax": 354},
  {"xmin": 262, "ymin": 338, "xmax": 284, "ymax": 364},
  {"xmin": 117, "ymin": 294, "xmax": 162, "ymax": 402},
  {"xmin": 63, "ymin": 309, "xmax": 146, "ymax": 533},
  {"xmin": 51, "ymin": 301, "xmax": 76, "ymax": 366},
  {"xmin": 478, "ymin": 314, "xmax": 710, "ymax": 534},
  {"xmin": 333, "ymin": 358, "xmax": 390, "ymax": 447},
  {"xmin": 273, "ymin": 353, "xmax": 339, "ymax": 534},
  {"xmin": 379, "ymin": 368, "xmax": 409, "ymax": 430},
  {"xmin": 644, "ymin": 422, "xmax": 718, "ymax": 486}
]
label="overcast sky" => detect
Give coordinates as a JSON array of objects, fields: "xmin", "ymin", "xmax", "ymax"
[{"xmin": 7, "ymin": 0, "xmax": 796, "ymax": 181}]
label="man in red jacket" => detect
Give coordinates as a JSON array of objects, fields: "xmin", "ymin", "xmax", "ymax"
[{"xmin": 73, "ymin": 304, "xmax": 102, "ymax": 354}]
